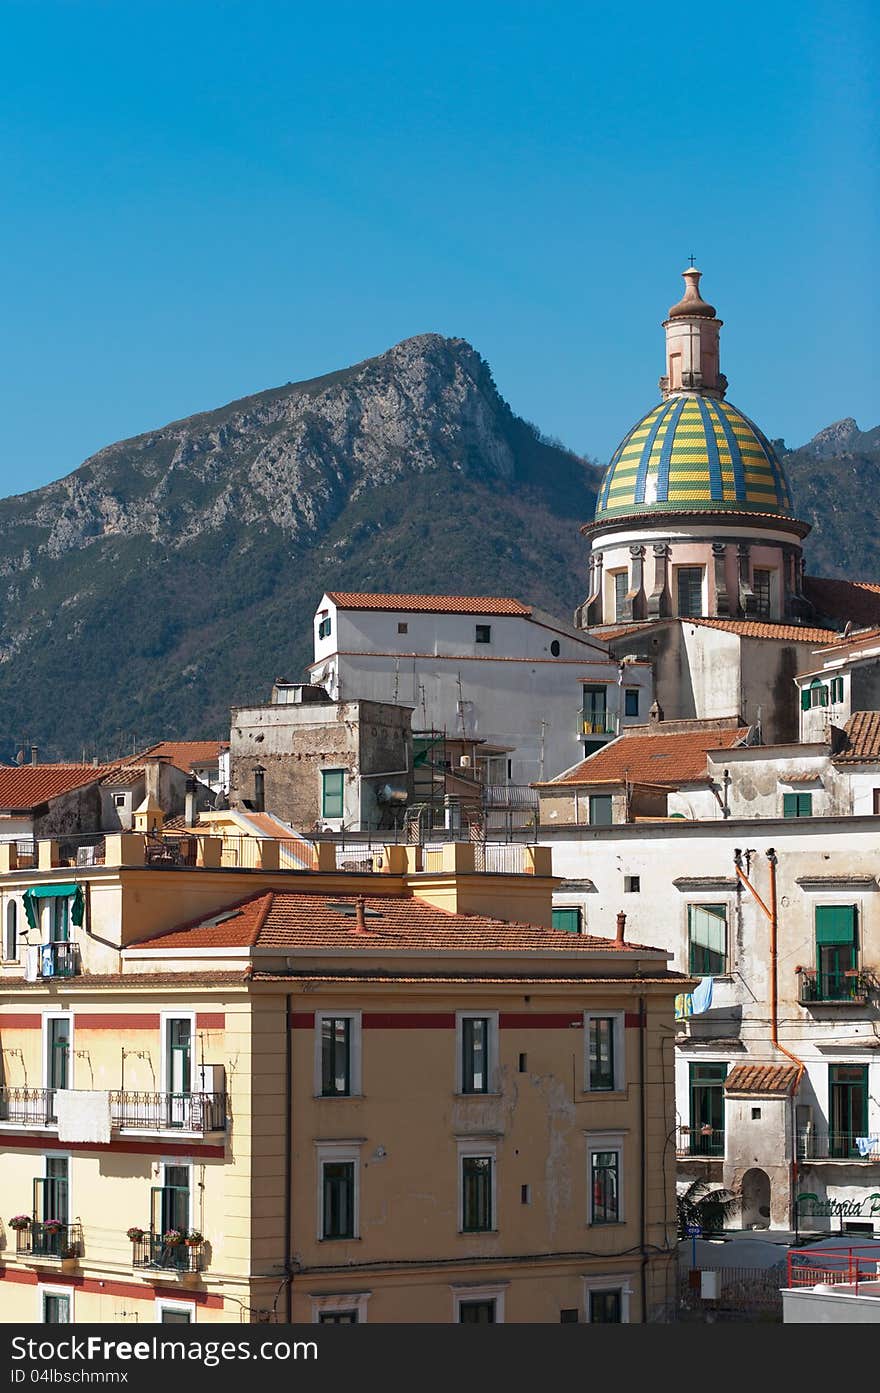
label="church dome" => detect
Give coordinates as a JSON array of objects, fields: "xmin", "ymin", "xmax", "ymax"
[{"xmin": 594, "ymin": 396, "xmax": 794, "ymax": 522}]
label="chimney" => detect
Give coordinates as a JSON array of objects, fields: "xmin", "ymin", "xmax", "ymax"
[
  {"xmin": 185, "ymin": 775, "xmax": 198, "ymax": 828},
  {"xmin": 615, "ymin": 911, "xmax": 627, "ymax": 945},
  {"xmin": 144, "ymin": 758, "xmax": 162, "ymax": 803},
  {"xmin": 30, "ymin": 746, "xmax": 38, "ymax": 765},
  {"xmin": 649, "ymin": 700, "xmax": 664, "ymax": 725},
  {"xmin": 352, "ymin": 896, "xmax": 369, "ymax": 935}
]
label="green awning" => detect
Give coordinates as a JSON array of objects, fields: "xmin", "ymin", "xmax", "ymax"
[
  {"xmin": 815, "ymin": 905, "xmax": 856, "ymax": 946},
  {"xmin": 23, "ymin": 884, "xmax": 84, "ymax": 931}
]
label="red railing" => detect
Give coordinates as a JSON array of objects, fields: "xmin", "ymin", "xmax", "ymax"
[{"xmin": 787, "ymin": 1246, "xmax": 880, "ymax": 1293}]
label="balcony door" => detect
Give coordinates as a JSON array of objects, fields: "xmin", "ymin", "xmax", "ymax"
[
  {"xmin": 152, "ymin": 1165, "xmax": 190, "ymax": 1267},
  {"xmin": 33, "ymin": 1157, "xmax": 69, "ymax": 1256},
  {"xmin": 688, "ymin": 1062, "xmax": 726, "ymax": 1156},
  {"xmin": 582, "ymin": 686, "xmax": 608, "ymax": 737},
  {"xmin": 46, "ymin": 1017, "xmax": 70, "ymax": 1122},
  {"xmin": 815, "ymin": 906, "xmax": 857, "ymax": 1000},
  {"xmin": 165, "ymin": 1017, "xmax": 192, "ymax": 1128},
  {"xmin": 829, "ymin": 1065, "xmax": 868, "ymax": 1159}
]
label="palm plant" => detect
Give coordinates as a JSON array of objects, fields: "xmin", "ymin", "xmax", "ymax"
[{"xmin": 677, "ymin": 1178, "xmax": 739, "ymax": 1237}]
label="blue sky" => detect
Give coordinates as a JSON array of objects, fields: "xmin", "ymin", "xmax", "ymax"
[{"xmin": 0, "ymin": 0, "xmax": 876, "ymax": 495}]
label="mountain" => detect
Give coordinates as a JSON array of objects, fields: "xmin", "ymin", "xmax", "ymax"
[
  {"xmin": 0, "ymin": 335, "xmax": 601, "ymax": 759},
  {"xmin": 0, "ymin": 331, "xmax": 875, "ymax": 760},
  {"xmin": 780, "ymin": 420, "xmax": 880, "ymax": 580}
]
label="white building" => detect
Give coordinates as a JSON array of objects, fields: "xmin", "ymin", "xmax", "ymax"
[{"xmin": 307, "ymin": 591, "xmax": 653, "ymax": 787}]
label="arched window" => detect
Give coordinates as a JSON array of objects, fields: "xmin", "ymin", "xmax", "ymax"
[{"xmin": 5, "ymin": 899, "xmax": 17, "ymax": 961}]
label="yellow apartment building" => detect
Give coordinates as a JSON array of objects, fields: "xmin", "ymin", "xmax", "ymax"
[{"xmin": 0, "ymin": 829, "xmax": 690, "ymax": 1324}]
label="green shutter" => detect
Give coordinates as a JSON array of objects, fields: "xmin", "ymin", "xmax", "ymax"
[
  {"xmin": 783, "ymin": 793, "xmax": 797, "ymax": 818},
  {"xmin": 801, "ymin": 689, "xmax": 811, "ymax": 711},
  {"xmin": 815, "ymin": 905, "xmax": 857, "ymax": 946},
  {"xmin": 321, "ymin": 770, "xmax": 345, "ymax": 818},
  {"xmin": 552, "ymin": 908, "xmax": 581, "ymax": 934}
]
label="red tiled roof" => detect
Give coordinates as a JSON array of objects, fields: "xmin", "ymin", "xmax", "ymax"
[
  {"xmin": 805, "ymin": 576, "xmax": 880, "ymax": 629},
  {"xmin": 125, "ymin": 741, "xmax": 227, "ymax": 773},
  {"xmin": 100, "ymin": 764, "xmax": 146, "ymax": 787},
  {"xmin": 725, "ymin": 1062, "xmax": 800, "ymax": 1096},
  {"xmin": 540, "ymin": 726, "xmax": 750, "ymax": 787},
  {"xmin": 325, "ymin": 592, "xmax": 532, "ymax": 617},
  {"xmin": 601, "ymin": 618, "xmax": 840, "ymax": 644},
  {"xmin": 834, "ymin": 710, "xmax": 880, "ymax": 764},
  {"xmin": 0, "ymin": 764, "xmax": 117, "ymax": 811},
  {"xmin": 129, "ymin": 891, "xmax": 665, "ymax": 955}
]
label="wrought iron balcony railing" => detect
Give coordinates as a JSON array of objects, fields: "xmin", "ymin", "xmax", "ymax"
[
  {"xmin": 0, "ymin": 1087, "xmax": 226, "ymax": 1134},
  {"xmin": 110, "ymin": 1091, "xmax": 226, "ymax": 1132},
  {"xmin": 798, "ymin": 969, "xmax": 875, "ymax": 1005},
  {"xmin": 676, "ymin": 1124, "xmax": 725, "ymax": 1158},
  {"xmin": 797, "ymin": 1131, "xmax": 880, "ymax": 1162},
  {"xmin": 580, "ymin": 715, "xmax": 617, "ymax": 736},
  {"xmin": 16, "ymin": 1222, "xmax": 83, "ymax": 1261},
  {"xmin": 37, "ymin": 942, "xmax": 80, "ymax": 978},
  {"xmin": 132, "ymin": 1233, "xmax": 204, "ymax": 1272}
]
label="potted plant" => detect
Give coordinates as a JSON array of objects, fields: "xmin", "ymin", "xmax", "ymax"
[
  {"xmin": 162, "ymin": 1228, "xmax": 185, "ymax": 1247},
  {"xmin": 8, "ymin": 1215, "xmax": 31, "ymax": 1232},
  {"xmin": 42, "ymin": 1219, "xmax": 64, "ymax": 1236},
  {"xmin": 126, "ymin": 1226, "xmax": 146, "ymax": 1243},
  {"xmin": 184, "ymin": 1230, "xmax": 203, "ymax": 1247}
]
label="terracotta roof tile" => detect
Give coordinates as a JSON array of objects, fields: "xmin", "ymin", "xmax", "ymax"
[
  {"xmin": 539, "ymin": 727, "xmax": 750, "ymax": 787},
  {"xmin": 725, "ymin": 1062, "xmax": 800, "ymax": 1096},
  {"xmin": 124, "ymin": 741, "xmax": 227, "ymax": 773},
  {"xmin": 805, "ymin": 576, "xmax": 880, "ymax": 629},
  {"xmin": 601, "ymin": 618, "xmax": 840, "ymax": 644},
  {"xmin": 834, "ymin": 711, "xmax": 880, "ymax": 764},
  {"xmin": 252, "ymin": 973, "xmax": 689, "ymax": 984},
  {"xmin": 100, "ymin": 764, "xmax": 146, "ymax": 787},
  {"xmin": 129, "ymin": 891, "xmax": 665, "ymax": 955},
  {"xmin": 0, "ymin": 763, "xmax": 117, "ymax": 811},
  {"xmin": 325, "ymin": 592, "xmax": 532, "ymax": 616}
]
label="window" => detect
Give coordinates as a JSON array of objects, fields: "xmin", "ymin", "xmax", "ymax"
[
  {"xmin": 48, "ymin": 896, "xmax": 70, "ymax": 943},
  {"xmin": 687, "ymin": 903, "xmax": 728, "ymax": 975},
  {"xmin": 560, "ymin": 1309, "xmax": 579, "ymax": 1323},
  {"xmin": 321, "ymin": 1161, "xmax": 357, "ymax": 1240},
  {"xmin": 321, "ymin": 769, "xmax": 345, "ymax": 819},
  {"xmin": 5, "ymin": 900, "xmax": 17, "ymax": 960},
  {"xmin": 801, "ymin": 679, "xmax": 829, "ymax": 710},
  {"xmin": 456, "ymin": 1013, "xmax": 497, "ymax": 1094},
  {"xmin": 688, "ymin": 1062, "xmax": 726, "ymax": 1157},
  {"xmin": 589, "ymin": 1148, "xmax": 620, "ymax": 1224},
  {"xmin": 829, "ymin": 676, "xmax": 844, "ymax": 702},
  {"xmin": 151, "ymin": 1164, "xmax": 191, "ymax": 1261},
  {"xmin": 829, "ymin": 1065, "xmax": 868, "ymax": 1159},
  {"xmin": 40, "ymin": 1288, "xmax": 72, "ymax": 1323},
  {"xmin": 552, "ymin": 907, "xmax": 581, "ymax": 934},
  {"xmin": 461, "ymin": 1155, "xmax": 494, "ymax": 1232},
  {"xmin": 613, "ymin": 571, "xmax": 628, "ymax": 621},
  {"xmin": 475, "ymin": 624, "xmax": 491, "ymax": 644},
  {"xmin": 45, "ymin": 1015, "xmax": 71, "ymax": 1110},
  {"xmin": 624, "ymin": 875, "xmax": 640, "ymax": 893},
  {"xmin": 113, "ymin": 793, "xmax": 127, "ymax": 809},
  {"xmin": 317, "ymin": 1014, "xmax": 361, "ymax": 1097},
  {"xmin": 584, "ymin": 1013, "xmax": 624, "ymax": 1092},
  {"xmin": 156, "ymin": 1300, "xmax": 194, "ymax": 1323},
  {"xmin": 318, "ymin": 616, "xmax": 332, "ymax": 639},
  {"xmin": 624, "ymin": 688, "xmax": 640, "ymax": 718},
  {"xmin": 814, "ymin": 905, "xmax": 858, "ymax": 1000},
  {"xmin": 783, "ymin": 792, "xmax": 813, "ymax": 818},
  {"xmin": 582, "ymin": 685, "xmax": 608, "ymax": 734},
  {"xmin": 319, "ymin": 1310, "xmax": 358, "ymax": 1323},
  {"xmin": 588, "ymin": 1018, "xmax": 616, "ymax": 1092},
  {"xmin": 33, "ymin": 1157, "xmax": 69, "ymax": 1258},
  {"xmin": 163, "ymin": 1015, "xmax": 193, "ymax": 1127},
  {"xmin": 589, "ymin": 1289, "xmax": 623, "ymax": 1323},
  {"xmin": 458, "ymin": 1300, "xmax": 496, "ymax": 1323},
  {"xmin": 397, "ymin": 622, "xmax": 408, "ymax": 634},
  {"xmin": 589, "ymin": 794, "xmax": 613, "ymax": 826},
  {"xmin": 753, "ymin": 569, "xmax": 772, "ymax": 617},
  {"xmin": 677, "ymin": 567, "xmax": 704, "ymax": 618}
]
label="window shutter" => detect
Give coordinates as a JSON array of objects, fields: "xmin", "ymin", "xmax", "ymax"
[
  {"xmin": 815, "ymin": 905, "xmax": 857, "ymax": 946},
  {"xmin": 800, "ymin": 689, "xmax": 811, "ymax": 711},
  {"xmin": 783, "ymin": 793, "xmax": 796, "ymax": 818}
]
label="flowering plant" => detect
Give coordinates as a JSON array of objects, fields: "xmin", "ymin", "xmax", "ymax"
[
  {"xmin": 184, "ymin": 1230, "xmax": 203, "ymax": 1247},
  {"xmin": 126, "ymin": 1226, "xmax": 146, "ymax": 1242},
  {"xmin": 162, "ymin": 1228, "xmax": 185, "ymax": 1246},
  {"xmin": 8, "ymin": 1214, "xmax": 31, "ymax": 1232},
  {"xmin": 42, "ymin": 1218, "xmax": 64, "ymax": 1235}
]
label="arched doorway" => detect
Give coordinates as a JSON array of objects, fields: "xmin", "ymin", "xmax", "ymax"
[{"xmin": 741, "ymin": 1168, "xmax": 772, "ymax": 1229}]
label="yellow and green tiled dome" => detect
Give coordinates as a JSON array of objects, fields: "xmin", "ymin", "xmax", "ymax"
[{"xmin": 595, "ymin": 396, "xmax": 794, "ymax": 521}]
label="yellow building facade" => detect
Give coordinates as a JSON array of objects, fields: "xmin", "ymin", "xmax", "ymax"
[{"xmin": 0, "ymin": 832, "xmax": 689, "ymax": 1324}]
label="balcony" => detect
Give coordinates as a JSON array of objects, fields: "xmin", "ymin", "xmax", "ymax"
[
  {"xmin": 580, "ymin": 715, "xmax": 617, "ymax": 736},
  {"xmin": 132, "ymin": 1232, "xmax": 204, "ymax": 1273},
  {"xmin": 36, "ymin": 942, "xmax": 80, "ymax": 979},
  {"xmin": 797, "ymin": 1132, "xmax": 880, "ymax": 1162},
  {"xmin": 787, "ymin": 1246, "xmax": 880, "ymax": 1294},
  {"xmin": 797, "ymin": 969, "xmax": 876, "ymax": 1006},
  {"xmin": 0, "ymin": 1087, "xmax": 226, "ymax": 1135},
  {"xmin": 676, "ymin": 1124, "xmax": 725, "ymax": 1158},
  {"xmin": 16, "ymin": 1222, "xmax": 83, "ymax": 1263}
]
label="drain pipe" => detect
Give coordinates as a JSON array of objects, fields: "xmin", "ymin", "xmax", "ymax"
[
  {"xmin": 734, "ymin": 848, "xmax": 804, "ymax": 1227},
  {"xmin": 639, "ymin": 992, "xmax": 648, "ymax": 1323},
  {"xmin": 285, "ymin": 991, "xmax": 293, "ymax": 1322}
]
